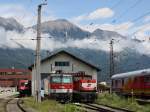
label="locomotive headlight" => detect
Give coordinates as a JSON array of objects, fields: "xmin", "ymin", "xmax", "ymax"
[
  {"xmin": 52, "ymin": 89, "xmax": 56, "ymax": 93},
  {"xmin": 67, "ymin": 89, "xmax": 69, "ymax": 93},
  {"xmin": 54, "ymin": 89, "xmax": 56, "ymax": 93}
]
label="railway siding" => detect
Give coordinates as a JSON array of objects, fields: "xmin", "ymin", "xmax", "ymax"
[
  {"xmin": 6, "ymin": 98, "xmax": 23, "ymax": 112},
  {"xmin": 17, "ymin": 99, "xmax": 36, "ymax": 112},
  {"xmin": 136, "ymin": 99, "xmax": 150, "ymax": 105},
  {"xmin": 89, "ymin": 103, "xmax": 133, "ymax": 112},
  {"xmin": 74, "ymin": 103, "xmax": 133, "ymax": 112}
]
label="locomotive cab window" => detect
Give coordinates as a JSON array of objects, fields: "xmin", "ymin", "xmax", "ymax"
[
  {"xmin": 51, "ymin": 77, "xmax": 61, "ymax": 83},
  {"xmin": 62, "ymin": 76, "xmax": 72, "ymax": 83},
  {"xmin": 51, "ymin": 76, "xmax": 72, "ymax": 83},
  {"xmin": 21, "ymin": 83, "xmax": 25, "ymax": 86}
]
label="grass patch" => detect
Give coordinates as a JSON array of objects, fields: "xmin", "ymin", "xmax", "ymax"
[
  {"xmin": 22, "ymin": 97, "xmax": 85, "ymax": 112},
  {"xmin": 96, "ymin": 92, "xmax": 150, "ymax": 112}
]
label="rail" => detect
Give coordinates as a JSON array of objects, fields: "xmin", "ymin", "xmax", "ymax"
[
  {"xmin": 6, "ymin": 98, "xmax": 26, "ymax": 112},
  {"xmin": 74, "ymin": 103, "xmax": 133, "ymax": 112}
]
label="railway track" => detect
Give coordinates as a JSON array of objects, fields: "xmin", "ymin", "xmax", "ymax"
[
  {"xmin": 6, "ymin": 98, "xmax": 26, "ymax": 112},
  {"xmin": 74, "ymin": 103, "xmax": 133, "ymax": 112},
  {"xmin": 136, "ymin": 99, "xmax": 150, "ymax": 105}
]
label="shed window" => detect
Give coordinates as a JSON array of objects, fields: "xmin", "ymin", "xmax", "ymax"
[
  {"xmin": 115, "ymin": 80, "xmax": 118, "ymax": 87},
  {"xmin": 112, "ymin": 80, "xmax": 114, "ymax": 87},
  {"xmin": 55, "ymin": 61, "xmax": 70, "ymax": 66},
  {"xmin": 122, "ymin": 79, "xmax": 124, "ymax": 86}
]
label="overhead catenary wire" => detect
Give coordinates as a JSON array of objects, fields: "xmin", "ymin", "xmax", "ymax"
[
  {"xmin": 10, "ymin": 38, "xmax": 47, "ymax": 58},
  {"xmin": 87, "ymin": 1, "xmax": 149, "ymax": 37},
  {"xmin": 10, "ymin": 36, "xmax": 47, "ymax": 41},
  {"xmin": 112, "ymin": 0, "xmax": 142, "ymax": 23},
  {"xmin": 9, "ymin": 39, "xmax": 35, "ymax": 66},
  {"xmin": 113, "ymin": 11, "xmax": 150, "ymax": 32},
  {"xmin": 111, "ymin": 0, "xmax": 150, "ymax": 33},
  {"xmin": 110, "ymin": 0, "xmax": 122, "ymax": 9},
  {"xmin": 127, "ymin": 12, "xmax": 150, "ymax": 37},
  {"xmin": 130, "ymin": 22, "xmax": 150, "ymax": 37},
  {"xmin": 0, "ymin": 43, "xmax": 30, "ymax": 69}
]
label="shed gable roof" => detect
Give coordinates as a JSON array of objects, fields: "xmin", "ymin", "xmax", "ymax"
[{"xmin": 29, "ymin": 50, "xmax": 100, "ymax": 71}]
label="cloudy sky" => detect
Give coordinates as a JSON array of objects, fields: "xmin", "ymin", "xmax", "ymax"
[
  {"xmin": 0, "ymin": 0, "xmax": 150, "ymax": 37},
  {"xmin": 0, "ymin": 0, "xmax": 150, "ymax": 55}
]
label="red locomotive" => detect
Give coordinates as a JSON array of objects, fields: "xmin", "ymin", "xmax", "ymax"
[
  {"xmin": 111, "ymin": 69, "xmax": 150, "ymax": 97},
  {"xmin": 18, "ymin": 79, "xmax": 31, "ymax": 97},
  {"xmin": 73, "ymin": 73, "xmax": 97, "ymax": 102},
  {"xmin": 44, "ymin": 73, "xmax": 73, "ymax": 102}
]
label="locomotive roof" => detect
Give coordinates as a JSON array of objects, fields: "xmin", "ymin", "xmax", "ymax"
[
  {"xmin": 111, "ymin": 68, "xmax": 150, "ymax": 79},
  {"xmin": 29, "ymin": 50, "xmax": 100, "ymax": 71}
]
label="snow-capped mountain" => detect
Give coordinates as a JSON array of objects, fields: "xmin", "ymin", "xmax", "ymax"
[{"xmin": 0, "ymin": 17, "xmax": 24, "ymax": 32}]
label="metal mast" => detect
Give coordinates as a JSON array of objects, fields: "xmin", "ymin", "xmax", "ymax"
[
  {"xmin": 109, "ymin": 39, "xmax": 114, "ymax": 93},
  {"xmin": 110, "ymin": 39, "xmax": 115, "ymax": 77},
  {"xmin": 35, "ymin": 3, "xmax": 47, "ymax": 103}
]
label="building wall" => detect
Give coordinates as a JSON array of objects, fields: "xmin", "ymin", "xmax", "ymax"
[
  {"xmin": 40, "ymin": 53, "xmax": 97, "ymax": 76},
  {"xmin": 32, "ymin": 52, "xmax": 98, "ymax": 95}
]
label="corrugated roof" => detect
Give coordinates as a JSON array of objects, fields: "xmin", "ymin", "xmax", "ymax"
[
  {"xmin": 0, "ymin": 68, "xmax": 30, "ymax": 72},
  {"xmin": 29, "ymin": 50, "xmax": 100, "ymax": 71},
  {"xmin": 111, "ymin": 68, "xmax": 150, "ymax": 79}
]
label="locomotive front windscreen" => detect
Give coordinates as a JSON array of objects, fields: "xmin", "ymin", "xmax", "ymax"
[
  {"xmin": 51, "ymin": 77, "xmax": 61, "ymax": 83},
  {"xmin": 20, "ymin": 81, "xmax": 28, "ymax": 86},
  {"xmin": 51, "ymin": 75, "xmax": 72, "ymax": 83},
  {"xmin": 62, "ymin": 76, "xmax": 72, "ymax": 83}
]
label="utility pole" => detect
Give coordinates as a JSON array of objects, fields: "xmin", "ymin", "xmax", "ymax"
[
  {"xmin": 35, "ymin": 2, "xmax": 47, "ymax": 103},
  {"xmin": 109, "ymin": 39, "xmax": 114, "ymax": 93}
]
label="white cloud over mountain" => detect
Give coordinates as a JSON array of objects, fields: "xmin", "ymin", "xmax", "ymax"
[
  {"xmin": 72, "ymin": 8, "xmax": 114, "ymax": 22},
  {"xmin": 131, "ymin": 23, "xmax": 150, "ymax": 41},
  {"xmin": 0, "ymin": 27, "xmax": 150, "ymax": 56},
  {"xmin": 79, "ymin": 22, "xmax": 134, "ymax": 35}
]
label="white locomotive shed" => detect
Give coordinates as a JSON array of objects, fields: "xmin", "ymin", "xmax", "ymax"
[{"xmin": 30, "ymin": 50, "xmax": 100, "ymax": 96}]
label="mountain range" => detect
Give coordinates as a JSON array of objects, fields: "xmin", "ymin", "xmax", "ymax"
[{"xmin": 0, "ymin": 16, "xmax": 150, "ymax": 82}]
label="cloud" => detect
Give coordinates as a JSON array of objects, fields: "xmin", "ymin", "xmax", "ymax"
[
  {"xmin": 0, "ymin": 4, "xmax": 56, "ymax": 27},
  {"xmin": 88, "ymin": 8, "xmax": 114, "ymax": 20},
  {"xmin": 132, "ymin": 23, "xmax": 150, "ymax": 41},
  {"xmin": 0, "ymin": 27, "xmax": 122, "ymax": 51},
  {"xmin": 144, "ymin": 16, "xmax": 150, "ymax": 22},
  {"xmin": 0, "ymin": 27, "xmax": 150, "ymax": 57},
  {"xmin": 79, "ymin": 22, "xmax": 134, "ymax": 35},
  {"xmin": 72, "ymin": 8, "xmax": 114, "ymax": 22}
]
